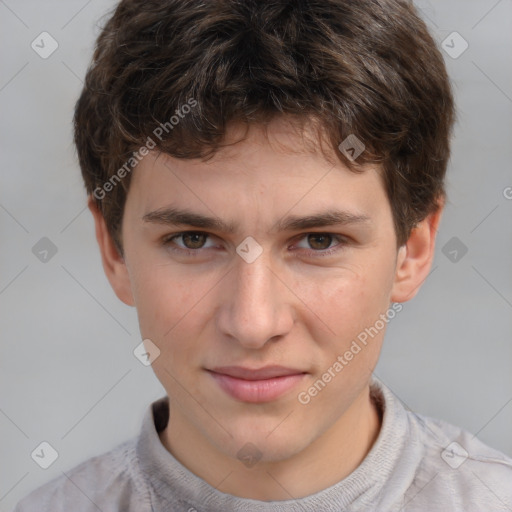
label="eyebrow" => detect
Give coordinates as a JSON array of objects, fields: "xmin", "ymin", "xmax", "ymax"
[{"xmin": 142, "ymin": 207, "xmax": 371, "ymax": 233}]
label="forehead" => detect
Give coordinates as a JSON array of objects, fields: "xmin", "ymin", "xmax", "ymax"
[{"xmin": 126, "ymin": 118, "xmax": 391, "ymax": 233}]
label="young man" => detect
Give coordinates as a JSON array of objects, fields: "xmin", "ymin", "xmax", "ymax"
[{"xmin": 15, "ymin": 0, "xmax": 512, "ymax": 510}]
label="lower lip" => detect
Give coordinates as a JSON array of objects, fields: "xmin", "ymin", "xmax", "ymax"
[{"xmin": 208, "ymin": 372, "xmax": 306, "ymax": 403}]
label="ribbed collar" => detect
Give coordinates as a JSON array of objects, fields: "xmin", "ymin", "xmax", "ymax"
[{"xmin": 136, "ymin": 379, "xmax": 415, "ymax": 511}]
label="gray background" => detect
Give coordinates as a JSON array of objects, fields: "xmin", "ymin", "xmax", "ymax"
[{"xmin": 1, "ymin": 0, "xmax": 511, "ymax": 510}]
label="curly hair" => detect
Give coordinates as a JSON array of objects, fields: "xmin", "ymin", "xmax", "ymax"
[{"xmin": 74, "ymin": 0, "xmax": 455, "ymax": 253}]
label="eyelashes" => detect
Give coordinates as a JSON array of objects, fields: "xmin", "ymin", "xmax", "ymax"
[{"xmin": 162, "ymin": 231, "xmax": 349, "ymax": 258}]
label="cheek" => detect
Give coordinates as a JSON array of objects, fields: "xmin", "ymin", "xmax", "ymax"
[
  {"xmin": 293, "ymin": 263, "xmax": 392, "ymax": 341},
  {"xmin": 132, "ymin": 262, "xmax": 218, "ymax": 347},
  {"xmin": 298, "ymin": 269, "xmax": 390, "ymax": 404},
  {"xmin": 132, "ymin": 267, "xmax": 209, "ymax": 387},
  {"xmin": 130, "ymin": 263, "xmax": 182, "ymax": 335}
]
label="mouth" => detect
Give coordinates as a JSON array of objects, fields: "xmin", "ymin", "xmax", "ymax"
[{"xmin": 206, "ymin": 366, "xmax": 308, "ymax": 403}]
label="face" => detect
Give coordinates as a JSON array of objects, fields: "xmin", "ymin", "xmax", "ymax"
[{"xmin": 105, "ymin": 118, "xmax": 423, "ymax": 464}]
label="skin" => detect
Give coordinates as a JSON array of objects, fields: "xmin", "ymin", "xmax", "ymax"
[{"xmin": 90, "ymin": 117, "xmax": 443, "ymax": 500}]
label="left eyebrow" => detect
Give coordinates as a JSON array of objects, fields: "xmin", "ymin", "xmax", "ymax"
[
  {"xmin": 142, "ymin": 206, "xmax": 371, "ymax": 233},
  {"xmin": 274, "ymin": 210, "xmax": 371, "ymax": 232}
]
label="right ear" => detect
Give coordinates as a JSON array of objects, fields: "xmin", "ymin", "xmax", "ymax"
[{"xmin": 88, "ymin": 196, "xmax": 135, "ymax": 307}]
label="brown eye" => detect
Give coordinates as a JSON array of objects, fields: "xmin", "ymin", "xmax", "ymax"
[
  {"xmin": 293, "ymin": 233, "xmax": 347, "ymax": 258},
  {"xmin": 307, "ymin": 233, "xmax": 333, "ymax": 250},
  {"xmin": 180, "ymin": 232, "xmax": 208, "ymax": 249},
  {"xmin": 163, "ymin": 231, "xmax": 213, "ymax": 253}
]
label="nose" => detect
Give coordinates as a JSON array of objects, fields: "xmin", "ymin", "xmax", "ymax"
[{"xmin": 216, "ymin": 251, "xmax": 295, "ymax": 350}]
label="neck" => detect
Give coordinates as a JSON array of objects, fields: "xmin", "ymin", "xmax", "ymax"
[{"xmin": 160, "ymin": 384, "xmax": 381, "ymax": 500}]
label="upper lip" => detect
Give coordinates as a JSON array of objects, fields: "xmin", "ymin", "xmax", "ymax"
[{"xmin": 208, "ymin": 365, "xmax": 306, "ymax": 380}]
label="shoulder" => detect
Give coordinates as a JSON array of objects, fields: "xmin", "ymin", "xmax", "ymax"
[
  {"xmin": 13, "ymin": 438, "xmax": 151, "ymax": 512},
  {"xmin": 405, "ymin": 410, "xmax": 512, "ymax": 511}
]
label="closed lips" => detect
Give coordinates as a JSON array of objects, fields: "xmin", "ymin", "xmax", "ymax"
[{"xmin": 208, "ymin": 366, "xmax": 307, "ymax": 380}]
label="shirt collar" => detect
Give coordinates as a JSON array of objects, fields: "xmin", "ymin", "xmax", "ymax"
[{"xmin": 136, "ymin": 378, "xmax": 413, "ymax": 512}]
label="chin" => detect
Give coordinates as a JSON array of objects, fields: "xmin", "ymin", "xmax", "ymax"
[{"xmin": 218, "ymin": 422, "xmax": 310, "ymax": 465}]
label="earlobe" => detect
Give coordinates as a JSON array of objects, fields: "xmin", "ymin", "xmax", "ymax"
[
  {"xmin": 87, "ymin": 197, "xmax": 135, "ymax": 307},
  {"xmin": 391, "ymin": 202, "xmax": 444, "ymax": 303}
]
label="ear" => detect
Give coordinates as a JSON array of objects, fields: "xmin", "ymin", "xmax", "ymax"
[
  {"xmin": 88, "ymin": 196, "xmax": 135, "ymax": 306},
  {"xmin": 391, "ymin": 199, "xmax": 444, "ymax": 303}
]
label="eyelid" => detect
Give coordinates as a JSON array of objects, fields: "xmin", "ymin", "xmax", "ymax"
[
  {"xmin": 163, "ymin": 230, "xmax": 349, "ymax": 257},
  {"xmin": 162, "ymin": 231, "xmax": 218, "ymax": 249},
  {"xmin": 291, "ymin": 233, "xmax": 348, "ymax": 256}
]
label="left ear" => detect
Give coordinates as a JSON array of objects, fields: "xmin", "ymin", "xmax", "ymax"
[{"xmin": 391, "ymin": 198, "xmax": 444, "ymax": 303}]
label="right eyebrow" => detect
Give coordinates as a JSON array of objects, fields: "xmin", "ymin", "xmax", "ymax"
[{"xmin": 142, "ymin": 207, "xmax": 237, "ymax": 232}]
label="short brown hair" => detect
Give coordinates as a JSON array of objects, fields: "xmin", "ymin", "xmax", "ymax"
[{"xmin": 74, "ymin": 0, "xmax": 455, "ymax": 253}]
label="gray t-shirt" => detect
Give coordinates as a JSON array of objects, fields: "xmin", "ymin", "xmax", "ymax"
[{"xmin": 14, "ymin": 380, "xmax": 512, "ymax": 511}]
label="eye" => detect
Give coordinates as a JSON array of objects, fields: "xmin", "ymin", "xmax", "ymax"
[
  {"xmin": 162, "ymin": 231, "xmax": 349, "ymax": 258},
  {"xmin": 294, "ymin": 233, "xmax": 347, "ymax": 257},
  {"xmin": 162, "ymin": 231, "xmax": 216, "ymax": 254}
]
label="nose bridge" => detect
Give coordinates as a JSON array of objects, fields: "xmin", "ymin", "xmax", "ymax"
[{"xmin": 218, "ymin": 250, "xmax": 293, "ymax": 348}]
